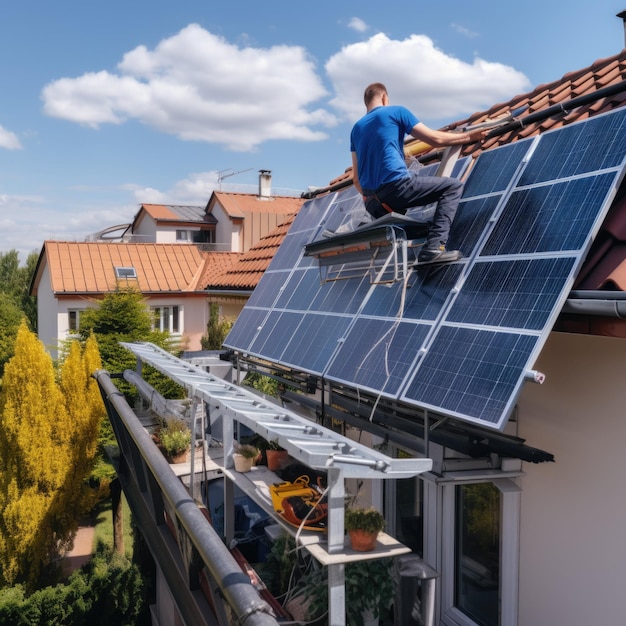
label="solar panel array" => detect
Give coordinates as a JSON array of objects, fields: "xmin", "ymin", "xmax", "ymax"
[{"xmin": 225, "ymin": 108, "xmax": 626, "ymax": 430}]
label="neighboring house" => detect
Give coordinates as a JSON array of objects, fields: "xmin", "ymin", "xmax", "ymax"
[
  {"xmin": 30, "ymin": 241, "xmax": 241, "ymax": 356},
  {"xmin": 222, "ymin": 41, "xmax": 626, "ymax": 626},
  {"xmin": 30, "ymin": 170, "xmax": 304, "ymax": 357},
  {"xmin": 125, "ymin": 203, "xmax": 217, "ymax": 246},
  {"xmin": 126, "ymin": 171, "xmax": 303, "ymax": 253}
]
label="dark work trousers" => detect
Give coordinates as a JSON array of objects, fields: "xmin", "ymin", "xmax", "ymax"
[{"xmin": 365, "ymin": 173, "xmax": 464, "ymax": 249}]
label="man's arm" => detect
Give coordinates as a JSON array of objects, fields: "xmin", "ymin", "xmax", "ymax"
[
  {"xmin": 409, "ymin": 122, "xmax": 486, "ymax": 147},
  {"xmin": 351, "ymin": 151, "xmax": 363, "ymax": 195}
]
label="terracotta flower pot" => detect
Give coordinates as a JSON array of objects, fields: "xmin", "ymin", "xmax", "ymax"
[
  {"xmin": 348, "ymin": 528, "xmax": 379, "ymax": 552},
  {"xmin": 266, "ymin": 449, "xmax": 289, "ymax": 471}
]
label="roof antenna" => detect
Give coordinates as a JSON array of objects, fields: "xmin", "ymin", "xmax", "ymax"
[
  {"xmin": 617, "ymin": 10, "xmax": 626, "ymax": 48},
  {"xmin": 217, "ymin": 167, "xmax": 254, "ymax": 191}
]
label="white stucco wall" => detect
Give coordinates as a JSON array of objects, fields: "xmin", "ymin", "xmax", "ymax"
[
  {"xmin": 517, "ymin": 331, "xmax": 626, "ymax": 626},
  {"xmin": 36, "ymin": 264, "xmax": 61, "ymax": 355}
]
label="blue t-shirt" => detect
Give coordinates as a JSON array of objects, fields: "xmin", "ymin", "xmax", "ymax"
[{"xmin": 350, "ymin": 105, "xmax": 419, "ymax": 192}]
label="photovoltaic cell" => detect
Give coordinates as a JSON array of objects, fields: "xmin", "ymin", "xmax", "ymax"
[{"xmin": 225, "ymin": 107, "xmax": 626, "ymax": 430}]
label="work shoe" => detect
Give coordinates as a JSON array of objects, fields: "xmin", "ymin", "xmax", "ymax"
[{"xmin": 417, "ymin": 246, "xmax": 463, "ymax": 264}]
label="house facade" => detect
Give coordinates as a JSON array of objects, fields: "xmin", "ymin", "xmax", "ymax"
[
  {"xmin": 30, "ymin": 241, "xmax": 240, "ymax": 356},
  {"xmin": 30, "ymin": 170, "xmax": 304, "ymax": 357}
]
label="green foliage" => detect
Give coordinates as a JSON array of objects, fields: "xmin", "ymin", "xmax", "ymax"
[
  {"xmin": 0, "ymin": 323, "xmax": 103, "ymax": 589},
  {"xmin": 156, "ymin": 419, "xmax": 191, "ymax": 458},
  {"xmin": 235, "ymin": 443, "xmax": 259, "ymax": 459},
  {"xmin": 344, "ymin": 507, "xmax": 385, "ymax": 534},
  {"xmin": 242, "ymin": 372, "xmax": 279, "ymax": 397},
  {"xmin": 200, "ymin": 303, "xmax": 234, "ymax": 350},
  {"xmin": 0, "ymin": 250, "xmax": 38, "ymax": 332},
  {"xmin": 255, "ymin": 535, "xmax": 299, "ymax": 599},
  {"xmin": 0, "ymin": 293, "xmax": 25, "ymax": 377},
  {"xmin": 0, "ymin": 544, "xmax": 149, "ymax": 625},
  {"xmin": 300, "ymin": 558, "xmax": 395, "ymax": 625},
  {"xmin": 77, "ymin": 287, "xmax": 184, "ymax": 401}
]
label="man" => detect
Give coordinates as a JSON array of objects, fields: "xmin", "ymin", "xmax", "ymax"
[{"xmin": 350, "ymin": 82, "xmax": 486, "ymax": 263}]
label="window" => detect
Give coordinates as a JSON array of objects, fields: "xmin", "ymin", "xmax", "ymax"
[
  {"xmin": 176, "ymin": 230, "xmax": 189, "ymax": 241},
  {"xmin": 114, "ymin": 266, "xmax": 137, "ymax": 279},
  {"xmin": 152, "ymin": 305, "xmax": 181, "ymax": 333},
  {"xmin": 455, "ymin": 484, "xmax": 500, "ymax": 625},
  {"xmin": 438, "ymin": 478, "xmax": 520, "ymax": 626},
  {"xmin": 68, "ymin": 309, "xmax": 83, "ymax": 332}
]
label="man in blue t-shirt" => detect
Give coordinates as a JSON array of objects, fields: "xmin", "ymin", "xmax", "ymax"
[{"xmin": 350, "ymin": 83, "xmax": 486, "ymax": 263}]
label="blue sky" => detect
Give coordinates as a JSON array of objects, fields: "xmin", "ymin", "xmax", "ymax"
[{"xmin": 2, "ymin": 1, "xmax": 626, "ymax": 261}]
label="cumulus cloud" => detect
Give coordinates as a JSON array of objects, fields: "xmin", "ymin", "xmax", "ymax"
[
  {"xmin": 125, "ymin": 170, "xmax": 220, "ymax": 205},
  {"xmin": 348, "ymin": 17, "xmax": 368, "ymax": 33},
  {"xmin": 41, "ymin": 24, "xmax": 337, "ymax": 151},
  {"xmin": 0, "ymin": 125, "xmax": 22, "ymax": 150},
  {"xmin": 326, "ymin": 32, "xmax": 531, "ymax": 124}
]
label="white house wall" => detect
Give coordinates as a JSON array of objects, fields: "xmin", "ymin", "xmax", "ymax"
[
  {"xmin": 517, "ymin": 331, "xmax": 626, "ymax": 626},
  {"xmin": 36, "ymin": 264, "xmax": 62, "ymax": 357},
  {"xmin": 147, "ymin": 296, "xmax": 209, "ymax": 352}
]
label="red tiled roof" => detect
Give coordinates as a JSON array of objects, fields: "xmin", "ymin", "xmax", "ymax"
[
  {"xmin": 209, "ymin": 192, "xmax": 302, "ymax": 219},
  {"xmin": 206, "ymin": 216, "xmax": 295, "ymax": 290},
  {"xmin": 198, "ymin": 251, "xmax": 243, "ymax": 287},
  {"xmin": 33, "ymin": 241, "xmax": 227, "ymax": 295}
]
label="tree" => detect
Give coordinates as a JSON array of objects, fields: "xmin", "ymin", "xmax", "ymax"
[
  {"xmin": 0, "ymin": 323, "xmax": 103, "ymax": 589},
  {"xmin": 78, "ymin": 286, "xmax": 183, "ymax": 401},
  {"xmin": 0, "ymin": 250, "xmax": 38, "ymax": 331},
  {"xmin": 201, "ymin": 303, "xmax": 234, "ymax": 350},
  {"xmin": 0, "ymin": 293, "xmax": 25, "ymax": 377},
  {"xmin": 58, "ymin": 335, "xmax": 106, "ymax": 515}
]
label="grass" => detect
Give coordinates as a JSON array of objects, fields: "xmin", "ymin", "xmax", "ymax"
[{"xmin": 92, "ymin": 493, "xmax": 135, "ymax": 559}]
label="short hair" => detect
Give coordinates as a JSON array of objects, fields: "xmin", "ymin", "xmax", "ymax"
[{"xmin": 364, "ymin": 83, "xmax": 387, "ymax": 106}]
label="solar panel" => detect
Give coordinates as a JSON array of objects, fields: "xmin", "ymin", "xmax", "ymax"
[{"xmin": 225, "ymin": 107, "xmax": 626, "ymax": 430}]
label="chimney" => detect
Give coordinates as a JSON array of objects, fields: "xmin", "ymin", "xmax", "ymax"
[
  {"xmin": 258, "ymin": 170, "xmax": 272, "ymax": 199},
  {"xmin": 618, "ymin": 10, "xmax": 626, "ymax": 48}
]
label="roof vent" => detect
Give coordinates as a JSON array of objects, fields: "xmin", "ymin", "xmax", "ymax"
[{"xmin": 258, "ymin": 169, "xmax": 272, "ymax": 199}]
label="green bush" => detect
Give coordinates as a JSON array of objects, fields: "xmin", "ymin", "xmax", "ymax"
[{"xmin": 0, "ymin": 544, "xmax": 149, "ymax": 625}]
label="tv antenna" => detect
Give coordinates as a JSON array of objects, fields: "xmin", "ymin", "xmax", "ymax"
[{"xmin": 217, "ymin": 167, "xmax": 254, "ymax": 190}]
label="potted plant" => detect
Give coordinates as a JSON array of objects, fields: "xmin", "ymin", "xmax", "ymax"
[
  {"xmin": 233, "ymin": 443, "xmax": 260, "ymax": 473},
  {"xmin": 265, "ymin": 439, "xmax": 289, "ymax": 471},
  {"xmin": 156, "ymin": 418, "xmax": 191, "ymax": 464},
  {"xmin": 345, "ymin": 506, "xmax": 385, "ymax": 552}
]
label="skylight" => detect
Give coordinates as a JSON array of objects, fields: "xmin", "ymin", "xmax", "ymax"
[{"xmin": 114, "ymin": 266, "xmax": 137, "ymax": 279}]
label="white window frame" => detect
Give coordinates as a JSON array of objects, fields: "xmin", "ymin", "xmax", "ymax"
[
  {"xmin": 435, "ymin": 477, "xmax": 520, "ymax": 626},
  {"xmin": 176, "ymin": 229, "xmax": 190, "ymax": 241},
  {"xmin": 151, "ymin": 305, "xmax": 182, "ymax": 334},
  {"xmin": 68, "ymin": 308, "xmax": 84, "ymax": 332}
]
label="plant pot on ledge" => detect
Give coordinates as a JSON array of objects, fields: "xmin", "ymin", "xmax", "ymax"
[
  {"xmin": 266, "ymin": 440, "xmax": 289, "ymax": 471},
  {"xmin": 233, "ymin": 444, "xmax": 260, "ymax": 473},
  {"xmin": 345, "ymin": 506, "xmax": 385, "ymax": 552}
]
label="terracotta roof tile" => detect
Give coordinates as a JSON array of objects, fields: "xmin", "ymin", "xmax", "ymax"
[
  {"xmin": 37, "ymin": 242, "xmax": 212, "ymax": 295},
  {"xmin": 206, "ymin": 216, "xmax": 295, "ymax": 290},
  {"xmin": 210, "ymin": 192, "xmax": 302, "ymax": 219}
]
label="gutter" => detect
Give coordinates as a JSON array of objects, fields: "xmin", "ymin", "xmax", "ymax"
[
  {"xmin": 205, "ymin": 289, "xmax": 255, "ymax": 297},
  {"xmin": 563, "ymin": 290, "xmax": 626, "ymax": 318}
]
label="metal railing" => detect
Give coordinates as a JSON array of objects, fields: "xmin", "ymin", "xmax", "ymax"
[{"xmin": 93, "ymin": 369, "xmax": 280, "ymax": 626}]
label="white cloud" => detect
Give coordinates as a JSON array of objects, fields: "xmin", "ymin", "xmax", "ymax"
[
  {"xmin": 0, "ymin": 125, "xmax": 22, "ymax": 150},
  {"xmin": 348, "ymin": 17, "xmax": 368, "ymax": 33},
  {"xmin": 41, "ymin": 24, "xmax": 337, "ymax": 151},
  {"xmin": 325, "ymin": 33, "xmax": 531, "ymax": 124},
  {"xmin": 451, "ymin": 23, "xmax": 479, "ymax": 39},
  {"xmin": 126, "ymin": 170, "xmax": 220, "ymax": 205}
]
